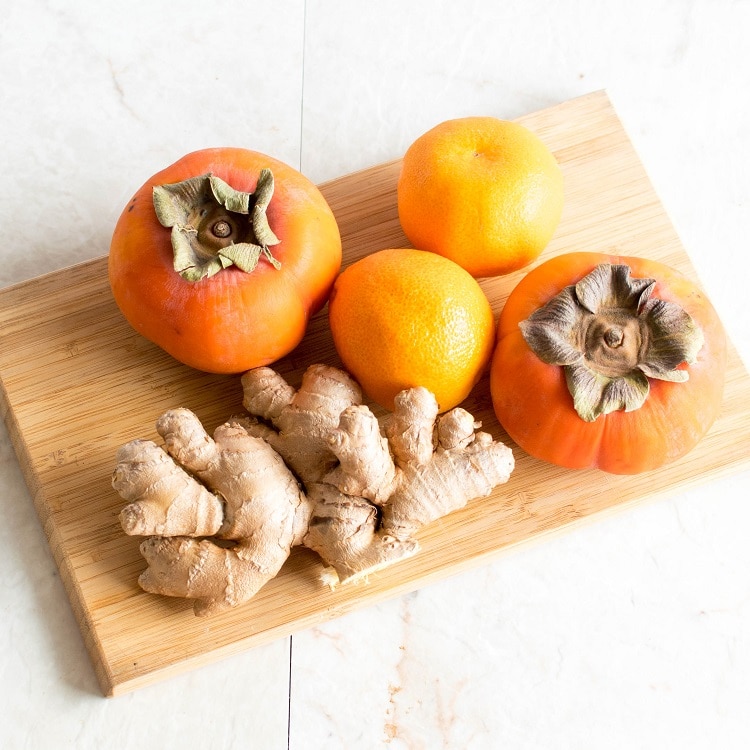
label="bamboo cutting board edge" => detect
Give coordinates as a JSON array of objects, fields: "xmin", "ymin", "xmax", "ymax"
[{"xmin": 1, "ymin": 90, "xmax": 749, "ymax": 696}]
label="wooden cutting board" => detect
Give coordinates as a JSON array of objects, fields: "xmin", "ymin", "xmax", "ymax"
[{"xmin": 1, "ymin": 91, "xmax": 749, "ymax": 697}]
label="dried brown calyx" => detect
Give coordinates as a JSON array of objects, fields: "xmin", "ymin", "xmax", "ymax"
[
  {"xmin": 152, "ymin": 169, "xmax": 281, "ymax": 282},
  {"xmin": 519, "ymin": 263, "xmax": 704, "ymax": 421}
]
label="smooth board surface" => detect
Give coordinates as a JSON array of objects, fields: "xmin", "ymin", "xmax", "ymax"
[{"xmin": 1, "ymin": 91, "xmax": 748, "ymax": 696}]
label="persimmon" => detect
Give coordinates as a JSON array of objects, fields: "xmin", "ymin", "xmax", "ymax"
[
  {"xmin": 109, "ymin": 148, "xmax": 342, "ymax": 373},
  {"xmin": 490, "ymin": 252, "xmax": 726, "ymax": 474}
]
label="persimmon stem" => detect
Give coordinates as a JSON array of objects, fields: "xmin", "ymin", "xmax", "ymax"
[
  {"xmin": 520, "ymin": 263, "xmax": 704, "ymax": 421},
  {"xmin": 152, "ymin": 170, "xmax": 281, "ymax": 282},
  {"xmin": 604, "ymin": 327, "xmax": 623, "ymax": 348},
  {"xmin": 211, "ymin": 220, "xmax": 232, "ymax": 239}
]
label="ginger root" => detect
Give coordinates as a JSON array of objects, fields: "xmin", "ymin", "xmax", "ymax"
[
  {"xmin": 113, "ymin": 364, "xmax": 514, "ymax": 615},
  {"xmin": 113, "ymin": 409, "xmax": 310, "ymax": 616}
]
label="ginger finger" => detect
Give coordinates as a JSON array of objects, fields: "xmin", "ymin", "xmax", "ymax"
[
  {"xmin": 435, "ymin": 408, "xmax": 481, "ymax": 451},
  {"xmin": 114, "ymin": 439, "xmax": 223, "ymax": 537},
  {"xmin": 242, "ymin": 363, "xmax": 362, "ymax": 485},
  {"xmin": 302, "ymin": 483, "xmax": 418, "ymax": 585},
  {"xmin": 385, "ymin": 387, "xmax": 439, "ymax": 467},
  {"xmin": 240, "ymin": 366, "xmax": 296, "ymax": 422},
  {"xmin": 138, "ymin": 535, "xmax": 291, "ymax": 617},
  {"xmin": 382, "ymin": 435, "xmax": 514, "ymax": 540},
  {"xmin": 156, "ymin": 407, "xmax": 218, "ymax": 473},
  {"xmin": 325, "ymin": 404, "xmax": 396, "ymax": 504},
  {"xmin": 302, "ymin": 483, "xmax": 379, "ymax": 573}
]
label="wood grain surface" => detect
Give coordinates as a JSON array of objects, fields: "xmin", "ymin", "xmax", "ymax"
[{"xmin": 1, "ymin": 91, "xmax": 748, "ymax": 696}]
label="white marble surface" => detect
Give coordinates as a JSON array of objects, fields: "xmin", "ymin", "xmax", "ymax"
[{"xmin": 1, "ymin": 1, "xmax": 749, "ymax": 747}]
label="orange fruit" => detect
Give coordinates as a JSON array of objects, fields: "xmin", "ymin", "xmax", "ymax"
[
  {"xmin": 397, "ymin": 116, "xmax": 564, "ymax": 278},
  {"xmin": 328, "ymin": 248, "xmax": 495, "ymax": 412}
]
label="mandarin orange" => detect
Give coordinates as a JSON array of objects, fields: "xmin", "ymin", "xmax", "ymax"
[
  {"xmin": 397, "ymin": 117, "xmax": 564, "ymax": 277},
  {"xmin": 327, "ymin": 248, "xmax": 495, "ymax": 412}
]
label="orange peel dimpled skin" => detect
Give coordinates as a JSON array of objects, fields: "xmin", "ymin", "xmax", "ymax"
[
  {"xmin": 397, "ymin": 116, "xmax": 564, "ymax": 277},
  {"xmin": 327, "ymin": 248, "xmax": 496, "ymax": 413}
]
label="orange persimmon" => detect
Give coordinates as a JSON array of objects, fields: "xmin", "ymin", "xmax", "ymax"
[
  {"xmin": 109, "ymin": 148, "xmax": 341, "ymax": 373},
  {"xmin": 490, "ymin": 252, "xmax": 726, "ymax": 474}
]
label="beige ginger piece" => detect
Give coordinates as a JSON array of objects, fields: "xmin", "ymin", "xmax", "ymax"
[
  {"xmin": 241, "ymin": 366, "xmax": 515, "ymax": 586},
  {"xmin": 113, "ymin": 364, "xmax": 514, "ymax": 615},
  {"xmin": 241, "ymin": 363, "xmax": 363, "ymax": 484},
  {"xmin": 115, "ymin": 408, "xmax": 311, "ymax": 616},
  {"xmin": 114, "ymin": 438, "xmax": 224, "ymax": 538}
]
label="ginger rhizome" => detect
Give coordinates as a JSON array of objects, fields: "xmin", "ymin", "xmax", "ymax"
[
  {"xmin": 114, "ymin": 409, "xmax": 311, "ymax": 616},
  {"xmin": 113, "ymin": 364, "xmax": 514, "ymax": 615}
]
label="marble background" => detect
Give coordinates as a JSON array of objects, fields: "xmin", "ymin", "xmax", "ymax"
[{"xmin": 1, "ymin": 1, "xmax": 749, "ymax": 748}]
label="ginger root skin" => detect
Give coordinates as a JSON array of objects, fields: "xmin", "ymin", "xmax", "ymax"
[
  {"xmin": 241, "ymin": 367, "xmax": 514, "ymax": 585},
  {"xmin": 115, "ymin": 438, "xmax": 224, "ymax": 538},
  {"xmin": 114, "ymin": 408, "xmax": 310, "ymax": 616},
  {"xmin": 113, "ymin": 364, "xmax": 514, "ymax": 615}
]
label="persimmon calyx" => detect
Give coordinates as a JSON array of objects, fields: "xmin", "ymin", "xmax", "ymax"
[
  {"xmin": 152, "ymin": 169, "xmax": 282, "ymax": 282},
  {"xmin": 519, "ymin": 263, "xmax": 704, "ymax": 422}
]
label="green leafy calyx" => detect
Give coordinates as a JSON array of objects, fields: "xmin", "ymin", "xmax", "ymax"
[{"xmin": 152, "ymin": 169, "xmax": 281, "ymax": 282}]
